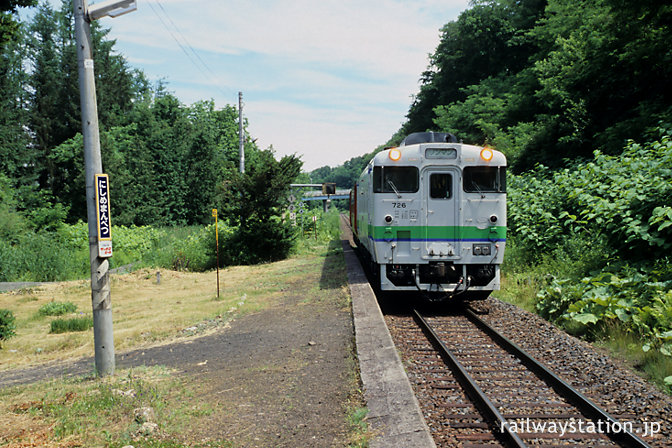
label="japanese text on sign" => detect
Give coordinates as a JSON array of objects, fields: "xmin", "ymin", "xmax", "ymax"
[{"xmin": 95, "ymin": 174, "xmax": 113, "ymax": 257}]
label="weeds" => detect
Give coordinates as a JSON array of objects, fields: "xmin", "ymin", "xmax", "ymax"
[
  {"xmin": 0, "ymin": 366, "xmax": 232, "ymax": 447},
  {"xmin": 502, "ymin": 131, "xmax": 672, "ymax": 393},
  {"xmin": 0, "ymin": 309, "xmax": 16, "ymax": 346},
  {"xmin": 38, "ymin": 301, "xmax": 77, "ymax": 316},
  {"xmin": 50, "ymin": 317, "xmax": 93, "ymax": 334}
]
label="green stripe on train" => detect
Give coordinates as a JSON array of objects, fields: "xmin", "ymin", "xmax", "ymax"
[{"xmin": 367, "ymin": 225, "xmax": 506, "ymax": 241}]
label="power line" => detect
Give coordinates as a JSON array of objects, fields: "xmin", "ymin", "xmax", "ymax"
[{"xmin": 146, "ymin": 0, "xmax": 233, "ymax": 100}]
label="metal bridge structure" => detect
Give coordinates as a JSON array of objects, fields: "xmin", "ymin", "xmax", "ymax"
[{"xmin": 289, "ymin": 183, "xmax": 351, "ymax": 213}]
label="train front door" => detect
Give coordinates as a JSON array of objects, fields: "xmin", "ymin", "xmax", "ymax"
[{"xmin": 423, "ymin": 168, "xmax": 460, "ymax": 259}]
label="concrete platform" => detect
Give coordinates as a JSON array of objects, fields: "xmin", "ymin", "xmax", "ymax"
[{"xmin": 341, "ymin": 225, "xmax": 436, "ymax": 448}]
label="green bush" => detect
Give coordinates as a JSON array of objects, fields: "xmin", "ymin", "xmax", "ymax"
[
  {"xmin": 163, "ymin": 223, "xmax": 233, "ymax": 271},
  {"xmin": 536, "ymin": 268, "xmax": 672, "ymax": 352},
  {"xmin": 0, "ymin": 222, "xmax": 173, "ymax": 282},
  {"xmin": 0, "ymin": 309, "xmax": 17, "ymax": 345},
  {"xmin": 509, "ymin": 129, "xmax": 672, "ymax": 259},
  {"xmin": 50, "ymin": 316, "xmax": 94, "ymax": 334},
  {"xmin": 227, "ymin": 219, "xmax": 297, "ymax": 265},
  {"xmin": 38, "ymin": 301, "xmax": 78, "ymax": 316},
  {"xmin": 0, "ymin": 231, "xmax": 89, "ymax": 282},
  {"xmin": 507, "ymin": 129, "xmax": 672, "ymax": 361}
]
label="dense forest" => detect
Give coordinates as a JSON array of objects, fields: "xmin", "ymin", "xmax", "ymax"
[
  {"xmin": 0, "ymin": 0, "xmax": 302, "ymax": 279},
  {"xmin": 310, "ymin": 0, "xmax": 671, "ymax": 185},
  {"xmin": 0, "ymin": 0, "xmax": 299, "ymax": 230}
]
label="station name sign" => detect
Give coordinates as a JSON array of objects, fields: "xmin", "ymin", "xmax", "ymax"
[{"xmin": 95, "ymin": 174, "xmax": 113, "ymax": 258}]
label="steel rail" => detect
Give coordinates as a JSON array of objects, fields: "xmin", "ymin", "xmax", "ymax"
[
  {"xmin": 463, "ymin": 307, "xmax": 651, "ymax": 448},
  {"xmin": 412, "ymin": 308, "xmax": 528, "ymax": 448}
]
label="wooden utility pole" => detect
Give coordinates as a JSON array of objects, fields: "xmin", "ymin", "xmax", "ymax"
[{"xmin": 239, "ymin": 91, "xmax": 245, "ymax": 173}]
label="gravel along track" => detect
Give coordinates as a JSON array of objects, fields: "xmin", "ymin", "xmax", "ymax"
[{"xmin": 384, "ymin": 297, "xmax": 672, "ymax": 447}]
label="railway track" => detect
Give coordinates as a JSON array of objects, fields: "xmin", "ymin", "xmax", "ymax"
[{"xmin": 385, "ymin": 304, "xmax": 653, "ymax": 447}]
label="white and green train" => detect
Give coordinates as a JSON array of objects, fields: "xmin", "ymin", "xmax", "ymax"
[{"xmin": 349, "ymin": 132, "xmax": 506, "ymax": 300}]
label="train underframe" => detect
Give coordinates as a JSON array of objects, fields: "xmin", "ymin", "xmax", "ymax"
[
  {"xmin": 380, "ymin": 261, "xmax": 498, "ymax": 300},
  {"xmin": 352, "ymin": 234, "xmax": 498, "ymax": 300}
]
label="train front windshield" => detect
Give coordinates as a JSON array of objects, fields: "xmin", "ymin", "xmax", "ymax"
[
  {"xmin": 463, "ymin": 166, "xmax": 506, "ymax": 193},
  {"xmin": 373, "ymin": 166, "xmax": 419, "ymax": 193}
]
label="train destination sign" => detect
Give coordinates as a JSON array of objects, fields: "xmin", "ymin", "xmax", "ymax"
[{"xmin": 95, "ymin": 174, "xmax": 113, "ymax": 258}]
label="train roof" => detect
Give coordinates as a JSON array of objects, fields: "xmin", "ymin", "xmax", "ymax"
[
  {"xmin": 400, "ymin": 132, "xmax": 458, "ymax": 146},
  {"xmin": 373, "ymin": 138, "xmax": 507, "ymax": 167}
]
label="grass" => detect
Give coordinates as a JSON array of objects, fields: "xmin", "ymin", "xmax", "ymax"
[
  {"xmin": 50, "ymin": 316, "xmax": 93, "ymax": 334},
  {"xmin": 0, "ymin": 226, "xmax": 370, "ymax": 447},
  {"xmin": 592, "ymin": 321, "xmax": 672, "ymax": 392},
  {"xmin": 38, "ymin": 301, "xmax": 78, "ymax": 316},
  {"xmin": 0, "ymin": 254, "xmax": 329, "ymax": 370},
  {"xmin": 0, "ymin": 365, "xmax": 232, "ymax": 448},
  {"xmin": 347, "ymin": 407, "xmax": 370, "ymax": 448}
]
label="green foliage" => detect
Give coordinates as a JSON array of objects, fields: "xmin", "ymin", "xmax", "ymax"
[
  {"xmin": 309, "ymin": 151, "xmax": 377, "ymax": 189},
  {"xmin": 507, "ymin": 131, "xmax": 672, "ymax": 360},
  {"xmin": 228, "ymin": 219, "xmax": 297, "ymax": 265},
  {"xmin": 0, "ymin": 308, "xmax": 17, "ymax": 344},
  {"xmin": 0, "ymin": 173, "xmax": 25, "ymax": 242},
  {"xmin": 162, "ymin": 223, "xmax": 232, "ymax": 272},
  {"xmin": 38, "ymin": 301, "xmax": 77, "ymax": 316},
  {"xmin": 508, "ymin": 130, "xmax": 672, "ymax": 258},
  {"xmin": 0, "ymin": 230, "xmax": 89, "ymax": 282},
  {"xmin": 406, "ymin": 0, "xmax": 542, "ymax": 135},
  {"xmin": 0, "ymin": 2, "xmax": 37, "ymax": 50},
  {"xmin": 217, "ymin": 148, "xmax": 302, "ymax": 265},
  {"xmin": 1, "ymin": 1, "xmax": 250, "ymax": 229},
  {"xmin": 50, "ymin": 316, "xmax": 94, "ymax": 334},
  {"xmin": 399, "ymin": 0, "xmax": 672, "ymax": 171},
  {"xmin": 111, "ymin": 225, "xmax": 167, "ymax": 267},
  {"xmin": 537, "ymin": 270, "xmax": 672, "ymax": 353}
]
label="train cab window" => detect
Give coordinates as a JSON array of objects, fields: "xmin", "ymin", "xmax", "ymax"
[
  {"xmin": 373, "ymin": 166, "xmax": 419, "ymax": 193},
  {"xmin": 430, "ymin": 173, "xmax": 452, "ymax": 199},
  {"xmin": 463, "ymin": 166, "xmax": 506, "ymax": 193}
]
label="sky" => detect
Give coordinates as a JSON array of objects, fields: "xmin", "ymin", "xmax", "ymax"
[{"xmin": 30, "ymin": 0, "xmax": 471, "ymax": 171}]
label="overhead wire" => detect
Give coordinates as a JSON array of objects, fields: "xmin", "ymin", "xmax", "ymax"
[{"xmin": 146, "ymin": 0, "xmax": 234, "ymax": 100}]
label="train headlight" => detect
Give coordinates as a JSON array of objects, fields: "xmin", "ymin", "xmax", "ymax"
[
  {"xmin": 389, "ymin": 148, "xmax": 402, "ymax": 161},
  {"xmin": 472, "ymin": 243, "xmax": 491, "ymax": 256},
  {"xmin": 480, "ymin": 147, "xmax": 494, "ymax": 162}
]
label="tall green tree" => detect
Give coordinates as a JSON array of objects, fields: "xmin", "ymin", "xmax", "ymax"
[
  {"xmin": 22, "ymin": 0, "xmax": 142, "ymax": 218},
  {"xmin": 405, "ymin": 0, "xmax": 546, "ymax": 135},
  {"xmin": 27, "ymin": 2, "xmax": 64, "ymax": 191},
  {"xmin": 0, "ymin": 24, "xmax": 33, "ymax": 187},
  {"xmin": 0, "ymin": 0, "xmax": 36, "ymax": 50},
  {"xmin": 401, "ymin": 0, "xmax": 672, "ymax": 171},
  {"xmin": 217, "ymin": 149, "xmax": 302, "ymax": 264}
]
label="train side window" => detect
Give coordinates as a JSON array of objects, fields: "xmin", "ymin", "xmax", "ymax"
[
  {"xmin": 430, "ymin": 173, "xmax": 452, "ymax": 199},
  {"xmin": 463, "ymin": 166, "xmax": 506, "ymax": 193},
  {"xmin": 373, "ymin": 166, "xmax": 419, "ymax": 193}
]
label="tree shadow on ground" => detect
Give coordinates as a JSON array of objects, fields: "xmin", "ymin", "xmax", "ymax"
[{"xmin": 319, "ymin": 239, "xmax": 347, "ymax": 290}]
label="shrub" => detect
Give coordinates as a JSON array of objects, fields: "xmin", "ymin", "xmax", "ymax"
[
  {"xmin": 50, "ymin": 316, "xmax": 94, "ymax": 334},
  {"xmin": 227, "ymin": 219, "xmax": 297, "ymax": 265},
  {"xmin": 165, "ymin": 223, "xmax": 234, "ymax": 271},
  {"xmin": 508, "ymin": 129, "xmax": 672, "ymax": 259},
  {"xmin": 0, "ymin": 309, "xmax": 17, "ymax": 345},
  {"xmin": 38, "ymin": 301, "xmax": 78, "ymax": 316}
]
